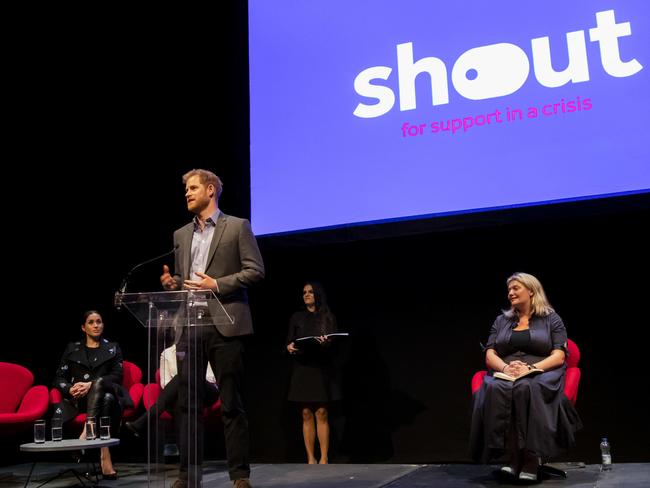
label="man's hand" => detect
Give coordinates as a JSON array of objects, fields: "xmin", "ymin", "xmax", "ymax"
[
  {"xmin": 287, "ymin": 342, "xmax": 299, "ymax": 354},
  {"xmin": 161, "ymin": 264, "xmax": 179, "ymax": 290},
  {"xmin": 184, "ymin": 272, "xmax": 219, "ymax": 292}
]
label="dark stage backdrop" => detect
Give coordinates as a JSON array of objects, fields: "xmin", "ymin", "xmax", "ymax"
[{"xmin": 3, "ymin": 3, "xmax": 649, "ymax": 467}]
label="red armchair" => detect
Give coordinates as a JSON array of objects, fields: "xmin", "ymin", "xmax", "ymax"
[
  {"xmin": 562, "ymin": 339, "xmax": 581, "ymax": 405},
  {"xmin": 0, "ymin": 362, "xmax": 49, "ymax": 435},
  {"xmin": 49, "ymin": 360, "xmax": 144, "ymax": 429},
  {"xmin": 121, "ymin": 360, "xmax": 144, "ymax": 419}
]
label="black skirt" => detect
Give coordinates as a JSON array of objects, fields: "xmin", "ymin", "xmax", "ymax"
[
  {"xmin": 469, "ymin": 366, "xmax": 582, "ymax": 461},
  {"xmin": 287, "ymin": 349, "xmax": 341, "ymax": 403}
]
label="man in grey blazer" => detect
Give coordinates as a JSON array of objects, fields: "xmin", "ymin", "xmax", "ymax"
[{"xmin": 161, "ymin": 168, "xmax": 264, "ymax": 488}]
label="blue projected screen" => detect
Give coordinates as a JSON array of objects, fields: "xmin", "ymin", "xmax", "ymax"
[{"xmin": 249, "ymin": 0, "xmax": 650, "ymax": 235}]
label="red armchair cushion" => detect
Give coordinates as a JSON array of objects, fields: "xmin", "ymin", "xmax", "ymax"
[
  {"xmin": 564, "ymin": 367, "xmax": 581, "ymax": 405},
  {"xmin": 122, "ymin": 360, "xmax": 144, "ymax": 418},
  {"xmin": 0, "ymin": 362, "xmax": 34, "ymax": 413},
  {"xmin": 143, "ymin": 383, "xmax": 173, "ymax": 420},
  {"xmin": 0, "ymin": 363, "xmax": 49, "ymax": 435},
  {"xmin": 0, "ymin": 385, "xmax": 49, "ymax": 424},
  {"xmin": 566, "ymin": 339, "xmax": 580, "ymax": 368},
  {"xmin": 123, "ymin": 360, "xmax": 143, "ymax": 386},
  {"xmin": 471, "ymin": 370, "xmax": 487, "ymax": 394}
]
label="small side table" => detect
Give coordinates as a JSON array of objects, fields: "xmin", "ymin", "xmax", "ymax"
[{"xmin": 20, "ymin": 438, "xmax": 120, "ymax": 487}]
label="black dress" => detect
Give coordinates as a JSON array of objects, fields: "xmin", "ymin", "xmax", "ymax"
[
  {"xmin": 469, "ymin": 312, "xmax": 582, "ymax": 461},
  {"xmin": 286, "ymin": 310, "xmax": 342, "ymax": 403}
]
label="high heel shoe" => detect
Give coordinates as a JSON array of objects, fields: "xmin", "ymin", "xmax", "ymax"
[{"xmin": 102, "ymin": 471, "xmax": 118, "ymax": 480}]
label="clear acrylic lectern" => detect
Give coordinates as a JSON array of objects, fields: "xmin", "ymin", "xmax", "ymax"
[{"xmin": 119, "ymin": 290, "xmax": 233, "ymax": 487}]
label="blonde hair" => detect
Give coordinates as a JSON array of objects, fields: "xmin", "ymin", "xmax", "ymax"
[
  {"xmin": 504, "ymin": 272, "xmax": 554, "ymax": 318},
  {"xmin": 182, "ymin": 169, "xmax": 223, "ymax": 199}
]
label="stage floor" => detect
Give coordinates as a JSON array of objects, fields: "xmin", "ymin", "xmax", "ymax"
[{"xmin": 1, "ymin": 461, "xmax": 648, "ymax": 487}]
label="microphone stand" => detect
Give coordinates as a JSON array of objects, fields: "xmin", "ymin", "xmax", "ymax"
[{"xmin": 114, "ymin": 245, "xmax": 178, "ymax": 310}]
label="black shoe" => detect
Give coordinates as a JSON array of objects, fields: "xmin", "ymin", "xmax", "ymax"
[
  {"xmin": 102, "ymin": 471, "xmax": 118, "ymax": 480},
  {"xmin": 124, "ymin": 421, "xmax": 141, "ymax": 439},
  {"xmin": 163, "ymin": 443, "xmax": 180, "ymax": 457},
  {"xmin": 519, "ymin": 471, "xmax": 538, "ymax": 482}
]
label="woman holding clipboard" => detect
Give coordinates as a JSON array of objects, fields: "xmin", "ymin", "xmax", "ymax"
[{"xmin": 286, "ymin": 282, "xmax": 343, "ymax": 464}]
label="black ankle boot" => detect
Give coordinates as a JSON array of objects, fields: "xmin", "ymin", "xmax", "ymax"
[{"xmin": 125, "ymin": 413, "xmax": 149, "ymax": 438}]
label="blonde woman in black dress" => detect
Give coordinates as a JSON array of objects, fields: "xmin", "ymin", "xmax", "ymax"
[
  {"xmin": 286, "ymin": 282, "xmax": 341, "ymax": 464},
  {"xmin": 469, "ymin": 273, "xmax": 582, "ymax": 481}
]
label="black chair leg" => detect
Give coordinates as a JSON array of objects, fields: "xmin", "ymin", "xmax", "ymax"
[{"xmin": 23, "ymin": 462, "xmax": 36, "ymax": 488}]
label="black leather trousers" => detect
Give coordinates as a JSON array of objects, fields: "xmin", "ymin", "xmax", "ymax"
[{"xmin": 85, "ymin": 377, "xmax": 121, "ymax": 435}]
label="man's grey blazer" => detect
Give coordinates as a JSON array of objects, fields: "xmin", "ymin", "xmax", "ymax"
[{"xmin": 172, "ymin": 212, "xmax": 265, "ymax": 337}]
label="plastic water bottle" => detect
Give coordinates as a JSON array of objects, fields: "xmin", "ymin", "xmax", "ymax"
[{"xmin": 600, "ymin": 437, "xmax": 612, "ymax": 471}]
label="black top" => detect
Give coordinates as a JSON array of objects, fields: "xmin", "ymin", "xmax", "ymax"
[
  {"xmin": 286, "ymin": 309, "xmax": 337, "ymax": 344},
  {"xmin": 509, "ymin": 329, "xmax": 531, "ymax": 351}
]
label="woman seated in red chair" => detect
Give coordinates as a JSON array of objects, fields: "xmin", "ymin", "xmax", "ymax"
[
  {"xmin": 125, "ymin": 343, "xmax": 218, "ymax": 438},
  {"xmin": 52, "ymin": 310, "xmax": 131, "ymax": 480},
  {"xmin": 469, "ymin": 273, "xmax": 582, "ymax": 482}
]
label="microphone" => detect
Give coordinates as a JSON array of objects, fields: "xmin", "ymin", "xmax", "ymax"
[{"xmin": 114, "ymin": 244, "xmax": 179, "ymax": 309}]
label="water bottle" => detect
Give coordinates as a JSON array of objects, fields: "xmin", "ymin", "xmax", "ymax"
[{"xmin": 600, "ymin": 437, "xmax": 612, "ymax": 471}]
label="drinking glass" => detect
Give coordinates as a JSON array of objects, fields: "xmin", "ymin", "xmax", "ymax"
[
  {"xmin": 33, "ymin": 420, "xmax": 46, "ymax": 444},
  {"xmin": 51, "ymin": 417, "xmax": 63, "ymax": 441},
  {"xmin": 100, "ymin": 416, "xmax": 111, "ymax": 440},
  {"xmin": 85, "ymin": 416, "xmax": 96, "ymax": 440}
]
